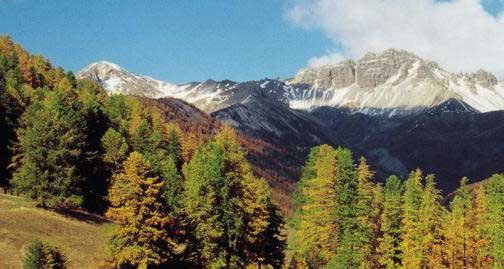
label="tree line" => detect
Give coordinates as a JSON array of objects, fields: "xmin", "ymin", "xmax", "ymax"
[
  {"xmin": 0, "ymin": 36, "xmax": 285, "ymax": 268},
  {"xmin": 289, "ymin": 144, "xmax": 504, "ymax": 268},
  {"xmin": 4, "ymin": 35, "xmax": 504, "ymax": 268}
]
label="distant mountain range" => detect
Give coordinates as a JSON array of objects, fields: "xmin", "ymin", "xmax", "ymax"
[
  {"xmin": 78, "ymin": 49, "xmax": 504, "ymax": 116},
  {"xmin": 78, "ymin": 49, "xmax": 504, "ymax": 194}
]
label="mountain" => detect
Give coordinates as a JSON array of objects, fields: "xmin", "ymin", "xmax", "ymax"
[
  {"xmin": 133, "ymin": 96, "xmax": 296, "ymax": 212},
  {"xmin": 311, "ymin": 98, "xmax": 504, "ymax": 193},
  {"xmin": 79, "ymin": 49, "xmax": 504, "ymax": 116},
  {"xmin": 77, "ymin": 61, "xmax": 182, "ymax": 98},
  {"xmin": 288, "ymin": 49, "xmax": 504, "ymax": 115},
  {"xmin": 211, "ymin": 86, "xmax": 338, "ymax": 147},
  {"xmin": 78, "ymin": 61, "xmax": 239, "ymax": 112},
  {"xmin": 78, "ymin": 50, "xmax": 504, "ymax": 194}
]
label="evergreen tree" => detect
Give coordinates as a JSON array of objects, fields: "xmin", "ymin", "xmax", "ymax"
[
  {"xmin": 64, "ymin": 71, "xmax": 77, "ymax": 88},
  {"xmin": 400, "ymin": 169, "xmax": 424, "ymax": 268},
  {"xmin": 290, "ymin": 145, "xmax": 339, "ymax": 268},
  {"xmin": 23, "ymin": 240, "xmax": 67, "ymax": 269},
  {"xmin": 106, "ymin": 152, "xmax": 175, "ymax": 269},
  {"xmin": 377, "ymin": 175, "xmax": 403, "ymax": 269},
  {"xmin": 484, "ymin": 174, "xmax": 504, "ymax": 268},
  {"xmin": 183, "ymin": 126, "xmax": 273, "ymax": 268},
  {"xmin": 329, "ymin": 148, "xmax": 360, "ymax": 268},
  {"xmin": 103, "ymin": 94, "xmax": 134, "ymax": 135},
  {"xmin": 160, "ymin": 156, "xmax": 183, "ymax": 212},
  {"xmin": 166, "ymin": 123, "xmax": 183, "ymax": 171},
  {"xmin": 23, "ymin": 240, "xmax": 45, "ymax": 269},
  {"xmin": 445, "ymin": 177, "xmax": 473, "ymax": 268},
  {"xmin": 77, "ymin": 79, "xmax": 110, "ymax": 212},
  {"xmin": 11, "ymin": 88, "xmax": 87, "ymax": 207},
  {"xmin": 418, "ymin": 174, "xmax": 445, "ymax": 268},
  {"xmin": 355, "ymin": 157, "xmax": 382, "ymax": 269},
  {"xmin": 100, "ymin": 127, "xmax": 129, "ymax": 168},
  {"xmin": 161, "ymin": 124, "xmax": 184, "ymax": 213},
  {"xmin": 0, "ymin": 51, "xmax": 25, "ymax": 190}
]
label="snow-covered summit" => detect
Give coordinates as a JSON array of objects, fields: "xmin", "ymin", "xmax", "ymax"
[
  {"xmin": 77, "ymin": 61, "xmax": 181, "ymax": 97},
  {"xmin": 78, "ymin": 50, "xmax": 504, "ymax": 116}
]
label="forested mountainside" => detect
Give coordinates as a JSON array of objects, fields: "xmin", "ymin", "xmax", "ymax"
[
  {"xmin": 0, "ymin": 36, "xmax": 285, "ymax": 268},
  {"xmin": 80, "ymin": 51, "xmax": 504, "ymax": 195},
  {"xmin": 4, "ymin": 36, "xmax": 504, "ymax": 268}
]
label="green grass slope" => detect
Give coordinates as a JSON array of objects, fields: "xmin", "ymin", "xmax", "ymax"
[{"xmin": 0, "ymin": 193, "xmax": 110, "ymax": 268}]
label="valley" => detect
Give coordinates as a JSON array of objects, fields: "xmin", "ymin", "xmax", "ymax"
[{"xmin": 79, "ymin": 50, "xmax": 504, "ymax": 194}]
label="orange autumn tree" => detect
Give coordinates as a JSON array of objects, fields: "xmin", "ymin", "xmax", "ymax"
[{"xmin": 106, "ymin": 151, "xmax": 176, "ymax": 269}]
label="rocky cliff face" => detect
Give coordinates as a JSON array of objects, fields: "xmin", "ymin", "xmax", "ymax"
[
  {"xmin": 286, "ymin": 49, "xmax": 504, "ymax": 115},
  {"xmin": 291, "ymin": 49, "xmax": 422, "ymax": 88},
  {"xmin": 79, "ymin": 49, "xmax": 504, "ymax": 117}
]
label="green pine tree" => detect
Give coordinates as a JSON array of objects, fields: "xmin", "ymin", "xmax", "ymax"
[
  {"xmin": 100, "ymin": 127, "xmax": 129, "ymax": 168},
  {"xmin": 161, "ymin": 124, "xmax": 184, "ymax": 213},
  {"xmin": 377, "ymin": 175, "xmax": 403, "ymax": 269},
  {"xmin": 328, "ymin": 148, "xmax": 360, "ymax": 269},
  {"xmin": 23, "ymin": 240, "xmax": 45, "ymax": 269},
  {"xmin": 23, "ymin": 240, "xmax": 67, "ymax": 269},
  {"xmin": 183, "ymin": 126, "xmax": 274, "ymax": 268},
  {"xmin": 355, "ymin": 157, "xmax": 382, "ymax": 269},
  {"xmin": 418, "ymin": 174, "xmax": 445, "ymax": 268},
  {"xmin": 484, "ymin": 174, "xmax": 504, "ymax": 268},
  {"xmin": 289, "ymin": 145, "xmax": 339, "ymax": 268},
  {"xmin": 400, "ymin": 169, "xmax": 424, "ymax": 269},
  {"xmin": 0, "ymin": 50, "xmax": 25, "ymax": 190},
  {"xmin": 11, "ymin": 88, "xmax": 88, "ymax": 208}
]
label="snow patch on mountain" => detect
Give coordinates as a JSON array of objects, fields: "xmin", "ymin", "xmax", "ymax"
[{"xmin": 79, "ymin": 49, "xmax": 504, "ymax": 116}]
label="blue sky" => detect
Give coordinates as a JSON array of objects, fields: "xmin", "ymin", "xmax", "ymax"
[
  {"xmin": 481, "ymin": 0, "xmax": 504, "ymax": 16},
  {"xmin": 0, "ymin": 0, "xmax": 330, "ymax": 83},
  {"xmin": 0, "ymin": 0, "xmax": 503, "ymax": 83}
]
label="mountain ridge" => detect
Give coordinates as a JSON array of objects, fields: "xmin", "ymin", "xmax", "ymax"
[
  {"xmin": 78, "ymin": 49, "xmax": 504, "ymax": 116},
  {"xmin": 77, "ymin": 50, "xmax": 504, "ymax": 194}
]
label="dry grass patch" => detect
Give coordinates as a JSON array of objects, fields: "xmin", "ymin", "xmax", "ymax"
[{"xmin": 0, "ymin": 194, "xmax": 111, "ymax": 269}]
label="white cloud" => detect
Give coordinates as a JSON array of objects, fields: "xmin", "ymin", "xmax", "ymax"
[
  {"xmin": 287, "ymin": 0, "xmax": 504, "ymax": 77},
  {"xmin": 308, "ymin": 52, "xmax": 346, "ymax": 67}
]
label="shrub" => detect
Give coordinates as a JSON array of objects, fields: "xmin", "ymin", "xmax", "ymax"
[{"xmin": 23, "ymin": 240, "xmax": 67, "ymax": 269}]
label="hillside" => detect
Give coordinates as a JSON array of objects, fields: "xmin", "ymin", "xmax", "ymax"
[
  {"xmin": 0, "ymin": 194, "xmax": 110, "ymax": 268},
  {"xmin": 77, "ymin": 50, "xmax": 504, "ymax": 196}
]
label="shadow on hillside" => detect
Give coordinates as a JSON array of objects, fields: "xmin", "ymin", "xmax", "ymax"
[{"xmin": 51, "ymin": 207, "xmax": 110, "ymax": 225}]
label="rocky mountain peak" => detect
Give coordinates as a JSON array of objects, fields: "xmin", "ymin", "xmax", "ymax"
[
  {"xmin": 78, "ymin": 51, "xmax": 504, "ymax": 118},
  {"xmin": 361, "ymin": 48, "xmax": 420, "ymax": 63},
  {"xmin": 427, "ymin": 98, "xmax": 478, "ymax": 115},
  {"xmin": 462, "ymin": 69, "xmax": 498, "ymax": 88},
  {"xmin": 78, "ymin": 61, "xmax": 181, "ymax": 98},
  {"xmin": 77, "ymin": 61, "xmax": 140, "ymax": 95},
  {"xmin": 291, "ymin": 49, "xmax": 437, "ymax": 89},
  {"xmin": 78, "ymin": 61, "xmax": 124, "ymax": 80}
]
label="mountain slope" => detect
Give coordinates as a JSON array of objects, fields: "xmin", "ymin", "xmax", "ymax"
[
  {"xmin": 134, "ymin": 96, "xmax": 296, "ymax": 213},
  {"xmin": 288, "ymin": 49, "xmax": 504, "ymax": 115},
  {"xmin": 79, "ymin": 49, "xmax": 504, "ymax": 116},
  {"xmin": 0, "ymin": 194, "xmax": 109, "ymax": 269},
  {"xmin": 212, "ymin": 88, "xmax": 338, "ymax": 147},
  {"xmin": 78, "ymin": 50, "xmax": 504, "ymax": 195},
  {"xmin": 312, "ymin": 99, "xmax": 504, "ymax": 193}
]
